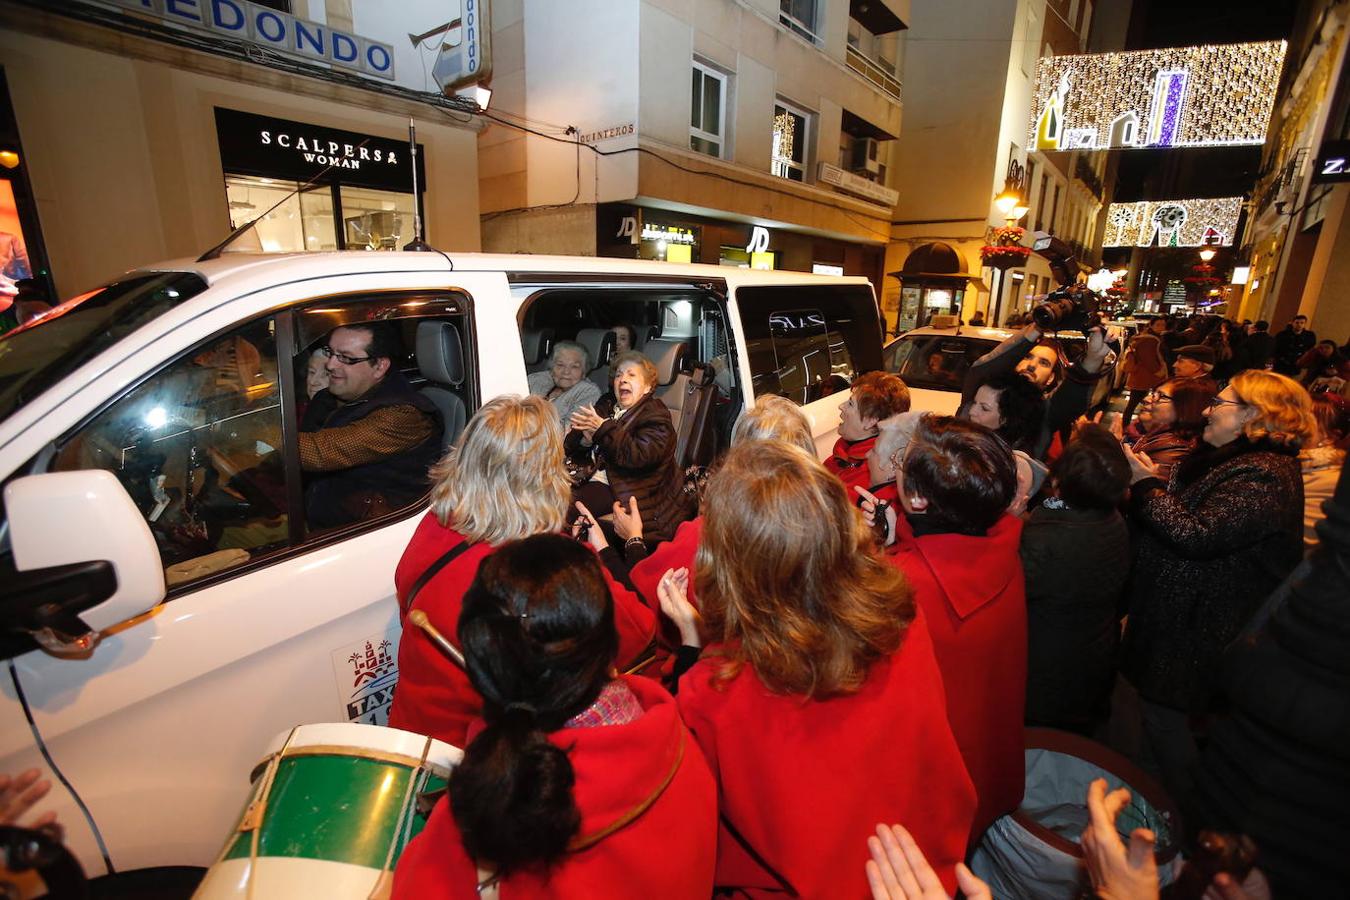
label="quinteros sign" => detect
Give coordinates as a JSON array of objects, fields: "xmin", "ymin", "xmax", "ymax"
[{"xmin": 111, "ymin": 0, "xmax": 396, "ymax": 81}]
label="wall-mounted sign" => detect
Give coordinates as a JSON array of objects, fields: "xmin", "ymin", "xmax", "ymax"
[
  {"xmin": 817, "ymin": 162, "xmax": 899, "ymax": 206},
  {"xmin": 1313, "ymin": 139, "xmax": 1350, "ymax": 183},
  {"xmin": 111, "ymin": 0, "xmax": 397, "ymax": 79},
  {"xmin": 428, "ymin": 0, "xmax": 493, "ymax": 93},
  {"xmin": 1028, "ymin": 40, "xmax": 1285, "ymax": 151},
  {"xmin": 579, "ymin": 123, "xmax": 636, "ymax": 144},
  {"xmin": 641, "ymin": 223, "xmax": 696, "ymax": 245},
  {"xmin": 1103, "ymin": 197, "xmax": 1242, "ymax": 248},
  {"xmin": 746, "ymin": 226, "xmax": 772, "ymax": 253},
  {"xmin": 215, "ymin": 109, "xmax": 425, "ymax": 193}
]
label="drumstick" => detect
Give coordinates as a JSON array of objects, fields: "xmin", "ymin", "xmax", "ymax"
[{"xmin": 408, "ymin": 610, "xmax": 467, "ymax": 670}]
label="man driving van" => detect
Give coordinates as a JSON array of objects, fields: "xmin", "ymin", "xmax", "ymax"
[{"xmin": 300, "ymin": 322, "xmax": 442, "ymax": 530}]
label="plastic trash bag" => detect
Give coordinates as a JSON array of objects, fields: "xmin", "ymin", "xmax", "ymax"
[{"xmin": 970, "ymin": 728, "xmax": 1181, "ymax": 899}]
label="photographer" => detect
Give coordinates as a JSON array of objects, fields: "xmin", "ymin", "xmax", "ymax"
[{"xmin": 959, "ymin": 291, "xmax": 1111, "ymax": 460}]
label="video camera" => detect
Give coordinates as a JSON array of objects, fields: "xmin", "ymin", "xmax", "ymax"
[{"xmin": 1029, "ymin": 231, "xmax": 1102, "ymax": 333}]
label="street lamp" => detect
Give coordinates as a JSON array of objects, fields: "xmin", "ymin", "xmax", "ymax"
[
  {"xmin": 986, "ymin": 159, "xmax": 1029, "ymax": 326},
  {"xmin": 1199, "ymin": 246, "xmax": 1217, "ymax": 262}
]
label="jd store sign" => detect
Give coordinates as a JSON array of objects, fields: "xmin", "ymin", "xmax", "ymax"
[{"xmin": 215, "ymin": 109, "xmax": 425, "ymax": 193}]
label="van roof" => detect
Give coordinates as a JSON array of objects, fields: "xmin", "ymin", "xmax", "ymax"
[{"xmin": 132, "ymin": 251, "xmax": 874, "ymax": 297}]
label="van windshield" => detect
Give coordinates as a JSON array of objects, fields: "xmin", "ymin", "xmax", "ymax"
[{"xmin": 0, "ymin": 272, "xmax": 207, "ymax": 424}]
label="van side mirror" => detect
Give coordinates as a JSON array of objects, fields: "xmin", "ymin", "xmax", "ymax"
[{"xmin": 2, "ymin": 470, "xmax": 166, "ymax": 657}]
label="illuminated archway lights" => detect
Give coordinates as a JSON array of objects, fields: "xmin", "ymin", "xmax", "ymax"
[{"xmin": 1028, "ymin": 41, "xmax": 1286, "ymax": 151}]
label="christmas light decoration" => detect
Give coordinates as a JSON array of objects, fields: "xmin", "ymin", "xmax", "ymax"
[
  {"xmin": 1102, "ymin": 197, "xmax": 1243, "ymax": 248},
  {"xmin": 1028, "ymin": 41, "xmax": 1286, "ymax": 151}
]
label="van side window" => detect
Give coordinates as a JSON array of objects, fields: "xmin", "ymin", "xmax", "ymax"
[
  {"xmin": 294, "ymin": 296, "xmax": 472, "ymax": 536},
  {"xmin": 53, "ymin": 318, "xmax": 287, "ymax": 588},
  {"xmin": 736, "ymin": 285, "xmax": 883, "ymax": 405}
]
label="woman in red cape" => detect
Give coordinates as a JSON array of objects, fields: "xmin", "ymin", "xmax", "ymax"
[{"xmin": 671, "ymin": 440, "xmax": 976, "ymax": 898}]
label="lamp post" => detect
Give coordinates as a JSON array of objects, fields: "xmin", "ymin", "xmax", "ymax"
[{"xmin": 985, "ymin": 159, "xmax": 1030, "ymax": 326}]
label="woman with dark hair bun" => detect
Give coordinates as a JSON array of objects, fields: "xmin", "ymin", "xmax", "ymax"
[{"xmin": 392, "ymin": 534, "xmax": 716, "ymax": 898}]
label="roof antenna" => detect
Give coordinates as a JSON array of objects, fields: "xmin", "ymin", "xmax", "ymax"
[{"xmin": 403, "ymin": 118, "xmax": 431, "ymax": 252}]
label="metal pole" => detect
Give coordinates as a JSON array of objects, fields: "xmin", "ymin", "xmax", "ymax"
[{"xmin": 991, "ymin": 267, "xmax": 1004, "ymax": 326}]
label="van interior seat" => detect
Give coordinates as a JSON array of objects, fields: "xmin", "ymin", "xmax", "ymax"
[
  {"xmin": 575, "ymin": 327, "xmax": 617, "ymax": 391},
  {"xmin": 521, "ymin": 327, "xmax": 554, "ymax": 373},
  {"xmin": 415, "ymin": 320, "xmax": 467, "ymax": 450},
  {"xmin": 645, "ymin": 338, "xmax": 689, "ymax": 429},
  {"xmin": 636, "ymin": 325, "xmax": 660, "ymax": 349}
]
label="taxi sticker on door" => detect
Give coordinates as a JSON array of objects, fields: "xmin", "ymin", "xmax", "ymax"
[{"xmin": 331, "ymin": 628, "xmax": 400, "ymax": 725}]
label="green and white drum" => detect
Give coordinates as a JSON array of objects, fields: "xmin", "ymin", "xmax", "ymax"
[{"xmin": 194, "ymin": 723, "xmax": 462, "ymax": 899}]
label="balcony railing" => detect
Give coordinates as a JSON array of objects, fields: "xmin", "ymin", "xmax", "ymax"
[{"xmin": 846, "ymin": 45, "xmax": 902, "ymax": 102}]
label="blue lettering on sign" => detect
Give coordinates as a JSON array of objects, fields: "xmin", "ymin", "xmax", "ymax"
[
  {"xmin": 293, "ymin": 19, "xmax": 325, "ymax": 57},
  {"xmin": 208, "ymin": 0, "xmax": 246, "ymax": 32},
  {"xmin": 164, "ymin": 0, "xmax": 203, "ymax": 24},
  {"xmin": 466, "ymin": 0, "xmax": 477, "ymax": 71},
  {"xmin": 366, "ymin": 43, "xmax": 392, "ymax": 74},
  {"xmin": 253, "ymin": 9, "xmax": 286, "ymax": 43},
  {"xmin": 331, "ymin": 31, "xmax": 358, "ymax": 63}
]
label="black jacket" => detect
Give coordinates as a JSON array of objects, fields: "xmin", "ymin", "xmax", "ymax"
[
  {"xmin": 565, "ymin": 393, "xmax": 694, "ymax": 544},
  {"xmin": 1192, "ymin": 454, "xmax": 1350, "ymax": 898},
  {"xmin": 1273, "ymin": 327, "xmax": 1316, "ymax": 375},
  {"xmin": 1021, "ymin": 504, "xmax": 1130, "ymax": 733},
  {"xmin": 303, "ymin": 374, "xmax": 442, "ymax": 530},
  {"xmin": 1234, "ymin": 330, "xmax": 1275, "ymax": 372},
  {"xmin": 1120, "ymin": 437, "xmax": 1304, "ymax": 712}
]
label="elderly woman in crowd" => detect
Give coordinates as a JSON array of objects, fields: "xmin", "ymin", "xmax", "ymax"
[
  {"xmin": 826, "ymin": 371, "xmax": 912, "ymax": 493},
  {"xmin": 673, "ymin": 440, "xmax": 976, "ymax": 898},
  {"xmin": 1121, "ymin": 370, "xmax": 1315, "ymax": 807},
  {"xmin": 388, "ymin": 396, "xmax": 655, "ymax": 748},
  {"xmin": 527, "ymin": 340, "xmax": 601, "ymax": 425},
  {"xmin": 862, "ymin": 416, "xmax": 1026, "ymax": 842},
  {"xmin": 391, "ymin": 534, "xmax": 716, "ymax": 899},
  {"xmin": 1123, "ymin": 376, "xmax": 1218, "ymax": 484},
  {"xmin": 566, "ymin": 350, "xmax": 692, "ymax": 546}
]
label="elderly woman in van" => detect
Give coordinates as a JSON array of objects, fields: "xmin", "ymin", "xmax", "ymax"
[
  {"xmin": 566, "ymin": 350, "xmax": 693, "ymax": 546},
  {"xmin": 527, "ymin": 340, "xmax": 601, "ymax": 426}
]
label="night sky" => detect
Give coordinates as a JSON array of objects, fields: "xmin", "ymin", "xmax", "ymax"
[{"xmin": 1110, "ymin": 0, "xmax": 1302, "ymax": 203}]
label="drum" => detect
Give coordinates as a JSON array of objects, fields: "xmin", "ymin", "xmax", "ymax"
[{"xmin": 194, "ymin": 722, "xmax": 462, "ymax": 899}]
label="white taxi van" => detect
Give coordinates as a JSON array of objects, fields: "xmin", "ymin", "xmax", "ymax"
[{"xmin": 0, "ymin": 251, "xmax": 884, "ymax": 889}]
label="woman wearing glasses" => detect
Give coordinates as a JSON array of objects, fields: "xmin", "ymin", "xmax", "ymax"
[
  {"xmin": 1126, "ymin": 376, "xmax": 1218, "ymax": 483},
  {"xmin": 1119, "ymin": 370, "xmax": 1316, "ymax": 809}
]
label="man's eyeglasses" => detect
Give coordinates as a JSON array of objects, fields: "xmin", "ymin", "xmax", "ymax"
[
  {"xmin": 1145, "ymin": 390, "xmax": 1174, "ymax": 404},
  {"xmin": 321, "ymin": 345, "xmax": 375, "ymax": 366}
]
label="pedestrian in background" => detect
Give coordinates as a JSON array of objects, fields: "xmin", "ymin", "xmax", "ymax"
[{"xmin": 1120, "ymin": 317, "xmax": 1169, "ymax": 428}]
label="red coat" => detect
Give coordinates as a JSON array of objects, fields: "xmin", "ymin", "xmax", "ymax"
[
  {"xmin": 676, "ymin": 609, "xmax": 977, "ymax": 898},
  {"xmin": 630, "ymin": 516, "xmax": 703, "ymax": 609},
  {"xmin": 885, "ymin": 513, "xmax": 1027, "ymax": 838},
  {"xmin": 825, "ymin": 435, "xmax": 876, "ymax": 495},
  {"xmin": 391, "ymin": 676, "xmax": 717, "ymax": 899},
  {"xmin": 389, "ymin": 512, "xmax": 657, "ymax": 747}
]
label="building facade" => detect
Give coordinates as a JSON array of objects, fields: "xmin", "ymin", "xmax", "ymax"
[
  {"xmin": 0, "ymin": 0, "xmax": 486, "ymax": 299},
  {"xmin": 478, "ymin": 0, "xmax": 908, "ymax": 291},
  {"xmin": 1239, "ymin": 0, "xmax": 1350, "ymax": 343},
  {"xmin": 888, "ymin": 0, "xmax": 1121, "ymax": 330}
]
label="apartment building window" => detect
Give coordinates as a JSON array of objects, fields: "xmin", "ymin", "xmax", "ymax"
[
  {"xmin": 780, "ymin": 0, "xmax": 819, "ymax": 43},
  {"xmin": 772, "ymin": 101, "xmax": 812, "ymax": 182},
  {"xmin": 690, "ymin": 62, "xmax": 727, "ymax": 158},
  {"xmin": 1035, "ymin": 174, "xmax": 1048, "ymax": 231}
]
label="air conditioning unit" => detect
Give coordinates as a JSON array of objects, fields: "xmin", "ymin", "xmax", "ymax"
[{"xmin": 850, "ymin": 137, "xmax": 881, "ymax": 174}]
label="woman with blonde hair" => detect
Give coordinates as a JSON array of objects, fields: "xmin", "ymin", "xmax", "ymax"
[
  {"xmin": 388, "ymin": 395, "xmax": 655, "ymax": 748},
  {"xmin": 671, "ymin": 440, "xmax": 976, "ymax": 898},
  {"xmin": 1121, "ymin": 370, "xmax": 1315, "ymax": 807}
]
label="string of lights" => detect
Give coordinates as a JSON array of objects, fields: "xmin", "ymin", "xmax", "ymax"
[
  {"xmin": 1028, "ymin": 40, "xmax": 1286, "ymax": 151},
  {"xmin": 1103, "ymin": 197, "xmax": 1243, "ymax": 248}
]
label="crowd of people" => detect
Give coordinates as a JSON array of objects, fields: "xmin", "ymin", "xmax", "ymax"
[
  {"xmin": 376, "ymin": 313, "xmax": 1349, "ymax": 898},
  {"xmin": 10, "ymin": 313, "xmax": 1342, "ymax": 898}
]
